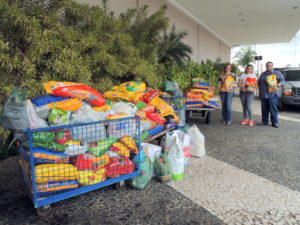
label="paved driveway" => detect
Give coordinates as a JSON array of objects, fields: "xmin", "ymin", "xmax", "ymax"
[{"xmin": 0, "ymin": 97, "xmax": 299, "ymax": 225}]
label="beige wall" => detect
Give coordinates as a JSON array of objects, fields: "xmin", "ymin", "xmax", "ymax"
[{"xmin": 76, "ymin": 0, "xmax": 231, "ymax": 63}]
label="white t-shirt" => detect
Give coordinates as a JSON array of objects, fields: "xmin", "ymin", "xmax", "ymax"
[{"xmin": 239, "ymin": 73, "xmax": 257, "ymax": 88}]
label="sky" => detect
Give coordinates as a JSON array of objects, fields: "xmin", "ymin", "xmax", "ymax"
[{"xmin": 231, "ymin": 30, "xmax": 300, "ymax": 74}]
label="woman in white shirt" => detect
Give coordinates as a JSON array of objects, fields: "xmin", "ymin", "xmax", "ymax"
[{"xmin": 238, "ymin": 64, "xmax": 257, "ymax": 127}]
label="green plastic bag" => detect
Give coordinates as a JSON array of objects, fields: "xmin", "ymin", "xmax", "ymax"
[
  {"xmin": 128, "ymin": 156, "xmax": 153, "ymax": 189},
  {"xmin": 48, "ymin": 108, "xmax": 70, "ymax": 125},
  {"xmin": 140, "ymin": 131, "xmax": 148, "ymax": 142},
  {"xmin": 154, "ymin": 153, "xmax": 172, "ymax": 183},
  {"xmin": 88, "ymin": 137, "xmax": 118, "ymax": 156},
  {"xmin": 0, "ymin": 87, "xmax": 29, "ymax": 130},
  {"xmin": 33, "ymin": 141, "xmax": 66, "ymax": 152},
  {"xmin": 32, "ymin": 132, "xmax": 55, "ymax": 143}
]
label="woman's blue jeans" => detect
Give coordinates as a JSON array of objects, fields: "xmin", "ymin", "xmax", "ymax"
[
  {"xmin": 220, "ymin": 92, "xmax": 234, "ymax": 123},
  {"xmin": 239, "ymin": 92, "xmax": 255, "ymax": 120}
]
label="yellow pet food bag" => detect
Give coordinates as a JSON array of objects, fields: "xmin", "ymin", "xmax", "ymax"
[
  {"xmin": 35, "ymin": 164, "xmax": 78, "ymax": 183},
  {"xmin": 266, "ymin": 74, "xmax": 278, "ymax": 93},
  {"xmin": 77, "ymin": 169, "xmax": 106, "ymax": 186}
]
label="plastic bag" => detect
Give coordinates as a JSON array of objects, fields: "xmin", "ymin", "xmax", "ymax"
[
  {"xmin": 70, "ymin": 104, "xmax": 107, "ymax": 143},
  {"xmin": 25, "ymin": 100, "xmax": 48, "ymax": 129},
  {"xmin": 110, "ymin": 142, "xmax": 130, "ymax": 158},
  {"xmin": 167, "ymin": 137, "xmax": 185, "ymax": 180},
  {"xmin": 0, "ymin": 87, "xmax": 29, "ymax": 130},
  {"xmin": 32, "ymin": 148, "xmax": 69, "ymax": 164},
  {"xmin": 32, "ymin": 131, "xmax": 55, "ymax": 143},
  {"xmin": 142, "ymin": 89, "xmax": 160, "ymax": 103},
  {"xmin": 77, "ymin": 169, "xmax": 106, "ymax": 186},
  {"xmin": 87, "ymin": 137, "xmax": 118, "ymax": 156},
  {"xmin": 173, "ymin": 130, "xmax": 191, "ymax": 167},
  {"xmin": 36, "ymin": 180, "xmax": 78, "ymax": 194},
  {"xmin": 119, "ymin": 81, "xmax": 146, "ymax": 93},
  {"xmin": 221, "ymin": 76, "xmax": 234, "ymax": 92},
  {"xmin": 187, "ymin": 125, "xmax": 205, "ymax": 157},
  {"xmin": 105, "ymin": 157, "xmax": 135, "ymax": 178},
  {"xmin": 141, "ymin": 143, "xmax": 161, "ymax": 163},
  {"xmin": 154, "ymin": 153, "xmax": 172, "ymax": 183},
  {"xmin": 266, "ymin": 74, "xmax": 278, "ymax": 93},
  {"xmin": 128, "ymin": 156, "xmax": 153, "ymax": 189},
  {"xmin": 35, "ymin": 164, "xmax": 77, "ymax": 183},
  {"xmin": 111, "ymin": 102, "xmax": 137, "ymax": 115},
  {"xmin": 70, "ymin": 123, "xmax": 107, "ymax": 143},
  {"xmin": 64, "ymin": 142, "xmax": 89, "ymax": 156},
  {"xmin": 164, "ymin": 132, "xmax": 176, "ymax": 153},
  {"xmin": 70, "ymin": 103, "xmax": 105, "ymax": 123},
  {"xmin": 44, "ymin": 81, "xmax": 105, "ymax": 107},
  {"xmin": 48, "ymin": 98, "xmax": 82, "ymax": 111},
  {"xmin": 119, "ymin": 136, "xmax": 138, "ymax": 154},
  {"xmin": 75, "ymin": 153, "xmax": 110, "ymax": 170},
  {"xmin": 107, "ymin": 119, "xmax": 137, "ymax": 138},
  {"xmin": 48, "ymin": 108, "xmax": 70, "ymax": 125}
]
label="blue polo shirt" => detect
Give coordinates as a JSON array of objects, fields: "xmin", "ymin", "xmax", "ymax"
[{"xmin": 258, "ymin": 70, "xmax": 285, "ymax": 99}]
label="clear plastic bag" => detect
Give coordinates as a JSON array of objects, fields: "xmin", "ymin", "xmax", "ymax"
[
  {"xmin": 24, "ymin": 100, "xmax": 48, "ymax": 129},
  {"xmin": 187, "ymin": 125, "xmax": 205, "ymax": 157},
  {"xmin": 0, "ymin": 87, "xmax": 29, "ymax": 130}
]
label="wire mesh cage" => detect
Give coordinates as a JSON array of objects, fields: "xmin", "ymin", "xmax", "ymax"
[
  {"xmin": 17, "ymin": 116, "xmax": 141, "ymax": 208},
  {"xmin": 161, "ymin": 97, "xmax": 186, "ymax": 128}
]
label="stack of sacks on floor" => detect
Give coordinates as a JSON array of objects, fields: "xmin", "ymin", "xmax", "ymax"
[{"xmin": 186, "ymin": 78, "xmax": 220, "ymax": 109}]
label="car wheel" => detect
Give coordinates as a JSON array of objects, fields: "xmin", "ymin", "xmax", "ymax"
[{"xmin": 278, "ymin": 99, "xmax": 285, "ymax": 111}]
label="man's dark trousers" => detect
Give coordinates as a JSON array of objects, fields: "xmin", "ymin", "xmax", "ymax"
[{"xmin": 261, "ymin": 95, "xmax": 279, "ymax": 125}]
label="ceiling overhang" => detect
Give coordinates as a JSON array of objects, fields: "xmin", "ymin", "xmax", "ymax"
[{"xmin": 166, "ymin": 0, "xmax": 300, "ymax": 47}]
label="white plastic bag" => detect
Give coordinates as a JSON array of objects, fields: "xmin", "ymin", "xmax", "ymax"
[
  {"xmin": 165, "ymin": 132, "xmax": 177, "ymax": 153},
  {"xmin": 107, "ymin": 118, "xmax": 137, "ymax": 138},
  {"xmin": 173, "ymin": 130, "xmax": 191, "ymax": 167},
  {"xmin": 70, "ymin": 103, "xmax": 105, "ymax": 123},
  {"xmin": 111, "ymin": 102, "xmax": 137, "ymax": 115},
  {"xmin": 64, "ymin": 143, "xmax": 88, "ymax": 156},
  {"xmin": 24, "ymin": 100, "xmax": 48, "ymax": 129},
  {"xmin": 187, "ymin": 125, "xmax": 205, "ymax": 157},
  {"xmin": 167, "ymin": 138, "xmax": 185, "ymax": 180},
  {"xmin": 141, "ymin": 143, "xmax": 162, "ymax": 164},
  {"xmin": 70, "ymin": 103, "xmax": 107, "ymax": 143}
]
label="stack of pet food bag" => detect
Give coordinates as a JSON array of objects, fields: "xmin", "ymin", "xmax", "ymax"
[
  {"xmin": 185, "ymin": 78, "xmax": 220, "ymax": 109},
  {"xmin": 8, "ymin": 81, "xmax": 184, "ymax": 195}
]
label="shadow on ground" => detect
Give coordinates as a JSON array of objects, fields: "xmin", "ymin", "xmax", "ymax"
[{"xmin": 0, "ymin": 157, "xmax": 223, "ymax": 225}]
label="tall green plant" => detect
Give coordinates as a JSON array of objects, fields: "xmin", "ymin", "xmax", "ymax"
[
  {"xmin": 158, "ymin": 25, "xmax": 192, "ymax": 64},
  {"xmin": 234, "ymin": 47, "xmax": 256, "ymax": 69}
]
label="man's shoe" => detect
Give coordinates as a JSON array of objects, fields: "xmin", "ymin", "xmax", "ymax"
[
  {"xmin": 272, "ymin": 123, "xmax": 279, "ymax": 128},
  {"xmin": 256, "ymin": 122, "xmax": 268, "ymax": 126}
]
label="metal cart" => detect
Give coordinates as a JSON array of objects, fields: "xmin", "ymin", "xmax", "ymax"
[
  {"xmin": 17, "ymin": 116, "xmax": 141, "ymax": 216},
  {"xmin": 186, "ymin": 108, "xmax": 215, "ymax": 124},
  {"xmin": 160, "ymin": 97, "xmax": 186, "ymax": 128}
]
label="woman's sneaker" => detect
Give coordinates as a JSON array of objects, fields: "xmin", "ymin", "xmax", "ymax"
[
  {"xmin": 241, "ymin": 120, "xmax": 248, "ymax": 125},
  {"xmin": 248, "ymin": 120, "xmax": 254, "ymax": 127}
]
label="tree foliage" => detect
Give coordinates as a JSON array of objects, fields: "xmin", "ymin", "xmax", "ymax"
[
  {"xmin": 165, "ymin": 60, "xmax": 219, "ymax": 89},
  {"xmin": 0, "ymin": 0, "xmax": 169, "ymax": 106},
  {"xmin": 158, "ymin": 25, "xmax": 192, "ymax": 64},
  {"xmin": 234, "ymin": 47, "xmax": 257, "ymax": 69}
]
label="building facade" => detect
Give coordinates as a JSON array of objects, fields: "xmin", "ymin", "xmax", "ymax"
[{"xmin": 76, "ymin": 0, "xmax": 231, "ymax": 63}]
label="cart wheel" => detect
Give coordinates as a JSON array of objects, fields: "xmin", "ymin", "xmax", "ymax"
[
  {"xmin": 37, "ymin": 205, "xmax": 52, "ymax": 217},
  {"xmin": 115, "ymin": 180, "xmax": 125, "ymax": 190},
  {"xmin": 205, "ymin": 111, "xmax": 211, "ymax": 124}
]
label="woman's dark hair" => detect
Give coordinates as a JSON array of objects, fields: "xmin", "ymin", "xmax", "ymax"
[
  {"xmin": 244, "ymin": 64, "xmax": 254, "ymax": 73},
  {"xmin": 223, "ymin": 63, "xmax": 231, "ymax": 73}
]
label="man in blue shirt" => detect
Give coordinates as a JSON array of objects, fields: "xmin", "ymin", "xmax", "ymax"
[{"xmin": 257, "ymin": 61, "xmax": 285, "ymax": 128}]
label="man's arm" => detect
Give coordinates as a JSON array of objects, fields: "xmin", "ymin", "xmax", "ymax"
[{"xmin": 276, "ymin": 71, "xmax": 285, "ymax": 87}]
